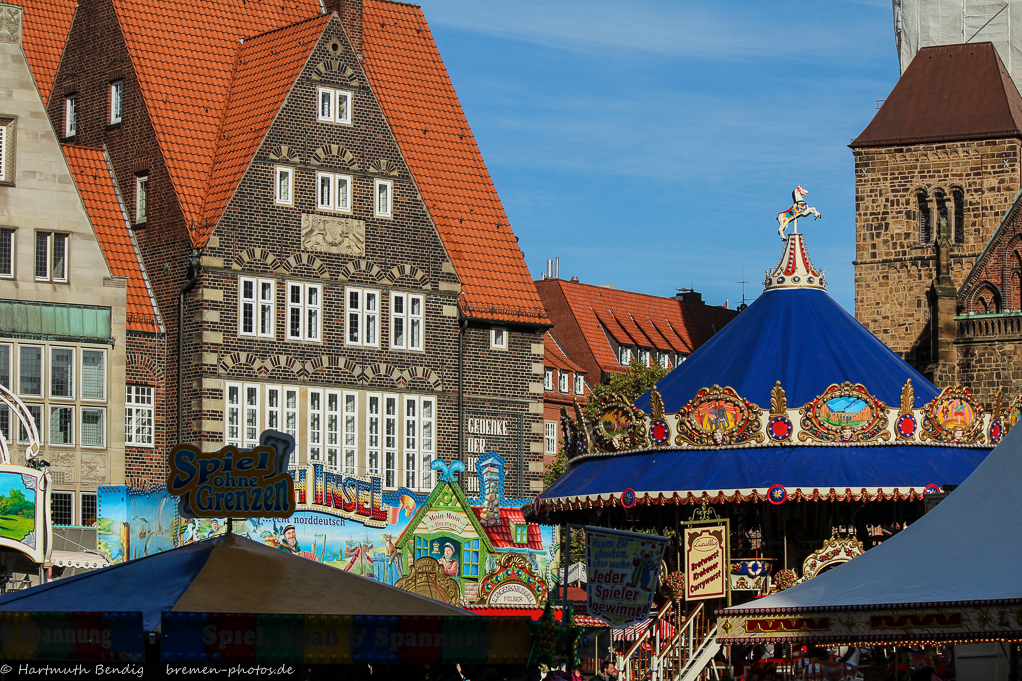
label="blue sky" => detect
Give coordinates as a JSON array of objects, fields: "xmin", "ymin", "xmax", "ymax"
[{"xmin": 417, "ymin": 0, "xmax": 902, "ymax": 312}]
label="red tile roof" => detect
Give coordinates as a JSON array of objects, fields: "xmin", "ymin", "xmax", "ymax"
[
  {"xmin": 9, "ymin": 0, "xmax": 75, "ymax": 103},
  {"xmin": 109, "ymin": 0, "xmax": 323, "ymax": 236},
  {"xmin": 853, "ymin": 42, "xmax": 1022, "ymax": 148},
  {"xmin": 361, "ymin": 0, "xmax": 548, "ymax": 324},
  {"xmin": 544, "ymin": 331, "xmax": 583, "ymax": 374},
  {"xmin": 199, "ymin": 15, "xmax": 330, "ymax": 237},
  {"xmin": 63, "ymin": 144, "xmax": 162, "ymax": 333},
  {"xmin": 471, "ymin": 506, "xmax": 543, "ymax": 550},
  {"xmin": 537, "ymin": 279, "xmax": 738, "ymax": 376}
]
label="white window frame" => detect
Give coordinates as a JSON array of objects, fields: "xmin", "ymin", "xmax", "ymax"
[
  {"xmin": 638, "ymin": 349, "xmax": 651, "ymax": 367},
  {"xmin": 317, "ymin": 87, "xmax": 352, "ymax": 125},
  {"xmin": 491, "ymin": 327, "xmax": 507, "ymax": 350},
  {"xmin": 0, "ymin": 228, "xmax": 13, "ymax": 278},
  {"xmin": 316, "ymin": 172, "xmax": 352, "ymax": 213},
  {"xmin": 0, "ymin": 344, "xmax": 10, "ymax": 391},
  {"xmin": 18, "ymin": 345, "xmax": 43, "ymax": 397},
  {"xmin": 390, "ymin": 292, "xmax": 423, "ymax": 351},
  {"xmin": 343, "ymin": 391, "xmax": 357, "ymax": 475},
  {"xmin": 35, "ymin": 232, "xmax": 68, "ymax": 282},
  {"xmin": 135, "ymin": 175, "xmax": 148, "ymax": 223},
  {"xmin": 659, "ymin": 352, "xmax": 671, "ymax": 369},
  {"xmin": 49, "ymin": 404, "xmax": 74, "ymax": 446},
  {"xmin": 308, "ymin": 388, "xmax": 323, "ymax": 464},
  {"xmin": 619, "ymin": 346, "xmax": 632, "ymax": 365},
  {"xmin": 418, "ymin": 396, "xmax": 435, "ymax": 492},
  {"xmin": 544, "ymin": 421, "xmax": 557, "ymax": 455},
  {"xmin": 110, "ymin": 81, "xmax": 123, "ymax": 124},
  {"xmin": 544, "ymin": 369, "xmax": 553, "ymax": 391},
  {"xmin": 240, "ymin": 277, "xmax": 275, "ymax": 338},
  {"xmin": 345, "ymin": 287, "xmax": 379, "ymax": 347},
  {"xmin": 80, "ymin": 406, "xmax": 106, "ymax": 448},
  {"xmin": 264, "ymin": 385, "xmax": 299, "ymax": 447},
  {"xmin": 80, "ymin": 348, "xmax": 106, "ymax": 402},
  {"xmin": 225, "ymin": 383, "xmax": 261, "ymax": 450},
  {"xmin": 574, "ymin": 374, "xmax": 585, "ymax": 395},
  {"xmin": 383, "ymin": 394, "xmax": 398, "ymax": 490},
  {"xmin": 286, "ymin": 282, "xmax": 322, "ymax": 342},
  {"xmin": 18, "ymin": 404, "xmax": 41, "ymax": 444},
  {"xmin": 404, "ymin": 396, "xmax": 418, "ymax": 490},
  {"xmin": 375, "ymin": 179, "xmax": 393, "ymax": 218},
  {"xmin": 274, "ymin": 166, "xmax": 294, "ymax": 206},
  {"xmin": 52, "ymin": 491, "xmax": 73, "ymax": 527},
  {"xmin": 64, "ymin": 94, "xmax": 76, "ymax": 137},
  {"xmin": 366, "ymin": 393, "xmax": 381, "ymax": 477},
  {"xmin": 324, "ymin": 390, "xmax": 341, "ymax": 470},
  {"xmin": 49, "ymin": 346, "xmax": 75, "ymax": 400},
  {"xmin": 558, "ymin": 371, "xmax": 569, "ymax": 393},
  {"xmin": 80, "ymin": 491, "xmax": 97, "ymax": 528},
  {"xmin": 124, "ymin": 385, "xmax": 154, "ymax": 447}
]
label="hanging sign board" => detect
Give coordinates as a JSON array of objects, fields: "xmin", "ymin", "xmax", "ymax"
[
  {"xmin": 0, "ymin": 611, "xmax": 145, "ymax": 662},
  {"xmin": 167, "ymin": 430, "xmax": 296, "ymax": 519},
  {"xmin": 584, "ymin": 527, "xmax": 669, "ymax": 628},
  {"xmin": 684, "ymin": 524, "xmax": 728, "ymax": 601}
]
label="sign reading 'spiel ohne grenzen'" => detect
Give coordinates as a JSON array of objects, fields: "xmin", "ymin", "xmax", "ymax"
[{"xmin": 585, "ymin": 527, "xmax": 668, "ymax": 628}]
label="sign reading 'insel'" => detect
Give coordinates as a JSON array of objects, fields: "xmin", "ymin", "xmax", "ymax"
[{"xmin": 167, "ymin": 431, "xmax": 296, "ymax": 519}]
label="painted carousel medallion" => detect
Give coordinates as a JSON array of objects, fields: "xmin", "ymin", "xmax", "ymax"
[
  {"xmin": 1006, "ymin": 392, "xmax": 1022, "ymax": 433},
  {"xmin": 674, "ymin": 385, "xmax": 764, "ymax": 447},
  {"xmin": 594, "ymin": 395, "xmax": 649, "ymax": 451},
  {"xmin": 921, "ymin": 385, "xmax": 985, "ymax": 444},
  {"xmin": 798, "ymin": 382, "xmax": 890, "ymax": 443}
]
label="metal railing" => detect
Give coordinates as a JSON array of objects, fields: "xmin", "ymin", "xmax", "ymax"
[{"xmin": 618, "ymin": 602, "xmax": 721, "ymax": 681}]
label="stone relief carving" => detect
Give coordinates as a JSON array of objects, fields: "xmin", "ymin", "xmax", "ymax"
[
  {"xmin": 80, "ymin": 453, "xmax": 106, "ymax": 484},
  {"xmin": 301, "ymin": 214, "xmax": 365, "ymax": 256},
  {"xmin": 0, "ymin": 6, "xmax": 21, "ymax": 45}
]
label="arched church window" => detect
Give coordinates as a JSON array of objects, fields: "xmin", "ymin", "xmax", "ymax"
[
  {"xmin": 952, "ymin": 188, "xmax": 965, "ymax": 243},
  {"xmin": 935, "ymin": 190, "xmax": 948, "ymax": 240},
  {"xmin": 917, "ymin": 191, "xmax": 931, "ymax": 244}
]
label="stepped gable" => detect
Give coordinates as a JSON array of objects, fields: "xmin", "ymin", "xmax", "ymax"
[
  {"xmin": 361, "ymin": 0, "xmax": 547, "ymax": 323},
  {"xmin": 852, "ymin": 42, "xmax": 1022, "ymax": 148},
  {"xmin": 198, "ymin": 15, "xmax": 330, "ymax": 236},
  {"xmin": 62, "ymin": 144, "xmax": 162, "ymax": 333},
  {"xmin": 8, "ymin": 0, "xmax": 75, "ymax": 102}
]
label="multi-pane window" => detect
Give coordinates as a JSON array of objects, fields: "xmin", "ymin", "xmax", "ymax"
[
  {"xmin": 658, "ymin": 352, "xmax": 671, "ymax": 369},
  {"xmin": 308, "ymin": 389, "xmax": 323, "ymax": 463},
  {"xmin": 462, "ymin": 539, "xmax": 480, "ymax": 578},
  {"xmin": 50, "ymin": 347, "xmax": 74, "ymax": 398},
  {"xmin": 419, "ymin": 397, "xmax": 435, "ymax": 491},
  {"xmin": 225, "ymin": 383, "xmax": 260, "ymax": 449},
  {"xmin": 384, "ymin": 395, "xmax": 398, "ymax": 489},
  {"xmin": 574, "ymin": 374, "xmax": 585, "ymax": 395},
  {"xmin": 125, "ymin": 385, "xmax": 154, "ymax": 446},
  {"xmin": 343, "ymin": 392, "xmax": 357, "ymax": 475},
  {"xmin": 0, "ymin": 229, "xmax": 12, "ymax": 278},
  {"xmin": 345, "ymin": 288, "xmax": 379, "ymax": 347},
  {"xmin": 491, "ymin": 327, "xmax": 507, "ymax": 350},
  {"xmin": 638, "ymin": 349, "xmax": 651, "ymax": 367},
  {"xmin": 514, "ymin": 524, "xmax": 528, "ymax": 544},
  {"xmin": 81, "ymin": 350, "xmax": 105, "ymax": 401},
  {"xmin": 81, "ymin": 407, "xmax": 105, "ymax": 447},
  {"xmin": 52, "ymin": 491, "xmax": 73, "ymax": 526},
  {"xmin": 135, "ymin": 175, "xmax": 148, "ymax": 223},
  {"xmin": 109, "ymin": 81, "xmax": 123, "ymax": 124},
  {"xmin": 35, "ymin": 232, "xmax": 68, "ymax": 282},
  {"xmin": 544, "ymin": 421, "xmax": 557, "ymax": 454},
  {"xmin": 316, "ymin": 172, "xmax": 352, "ymax": 213},
  {"xmin": 64, "ymin": 94, "xmax": 76, "ymax": 137},
  {"xmin": 558, "ymin": 371, "xmax": 568, "ymax": 393},
  {"xmin": 375, "ymin": 179, "xmax": 393, "ymax": 218},
  {"xmin": 415, "ymin": 536, "xmax": 429, "ymax": 560},
  {"xmin": 391, "ymin": 293, "xmax": 423, "ymax": 351},
  {"xmin": 287, "ymin": 282, "xmax": 321, "ymax": 342},
  {"xmin": 240, "ymin": 278, "xmax": 275, "ymax": 338},
  {"xmin": 18, "ymin": 404, "xmax": 41, "ymax": 444},
  {"xmin": 80, "ymin": 492, "xmax": 97, "ymax": 527},
  {"xmin": 367, "ymin": 394, "xmax": 381, "ymax": 477},
  {"xmin": 619, "ymin": 347, "xmax": 632, "ymax": 365},
  {"xmin": 325, "ymin": 391, "xmax": 341, "ymax": 469},
  {"xmin": 317, "ymin": 87, "xmax": 352, "ymax": 125},
  {"xmin": 404, "ymin": 398, "xmax": 418, "ymax": 489},
  {"xmin": 265, "ymin": 385, "xmax": 299, "ymax": 445},
  {"xmin": 275, "ymin": 166, "xmax": 293, "ymax": 205},
  {"xmin": 544, "ymin": 369, "xmax": 553, "ymax": 392},
  {"xmin": 18, "ymin": 346, "xmax": 42, "ymax": 397},
  {"xmin": 49, "ymin": 405, "xmax": 73, "ymax": 445},
  {"xmin": 0, "ymin": 345, "xmax": 8, "ymax": 442}
]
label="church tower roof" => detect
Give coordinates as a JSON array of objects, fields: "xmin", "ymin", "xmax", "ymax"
[{"xmin": 852, "ymin": 42, "xmax": 1022, "ymax": 148}]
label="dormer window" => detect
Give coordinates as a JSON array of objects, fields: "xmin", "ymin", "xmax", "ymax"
[
  {"xmin": 544, "ymin": 369, "xmax": 553, "ymax": 391},
  {"xmin": 317, "ymin": 87, "xmax": 352, "ymax": 125},
  {"xmin": 638, "ymin": 349, "xmax": 650, "ymax": 366},
  {"xmin": 619, "ymin": 346, "xmax": 632, "ymax": 365},
  {"xmin": 557, "ymin": 371, "xmax": 568, "ymax": 393},
  {"xmin": 574, "ymin": 374, "xmax": 584, "ymax": 395}
]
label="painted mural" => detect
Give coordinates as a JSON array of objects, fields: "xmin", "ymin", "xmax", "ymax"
[{"xmin": 96, "ymin": 452, "xmax": 559, "ymax": 607}]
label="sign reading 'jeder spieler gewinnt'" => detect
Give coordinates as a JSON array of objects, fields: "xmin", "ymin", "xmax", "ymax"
[{"xmin": 585, "ymin": 527, "xmax": 669, "ymax": 628}]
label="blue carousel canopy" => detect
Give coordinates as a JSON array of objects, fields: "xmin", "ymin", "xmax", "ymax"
[{"xmin": 533, "ymin": 232, "xmax": 995, "ymax": 512}]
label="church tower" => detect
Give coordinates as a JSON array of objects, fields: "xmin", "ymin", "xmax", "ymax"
[{"xmin": 852, "ymin": 42, "xmax": 1022, "ymax": 377}]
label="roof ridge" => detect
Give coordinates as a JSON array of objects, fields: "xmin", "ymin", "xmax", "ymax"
[
  {"xmin": 199, "ymin": 40, "xmax": 245, "ymax": 216},
  {"xmin": 243, "ymin": 10, "xmax": 330, "ymax": 42}
]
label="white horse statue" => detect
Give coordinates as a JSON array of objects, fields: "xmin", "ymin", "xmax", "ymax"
[{"xmin": 777, "ymin": 185, "xmax": 822, "ymax": 239}]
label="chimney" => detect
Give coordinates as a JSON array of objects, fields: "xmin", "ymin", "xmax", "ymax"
[
  {"xmin": 546, "ymin": 259, "xmax": 553, "ymax": 279},
  {"xmin": 327, "ymin": 0, "xmax": 363, "ymax": 55},
  {"xmin": 676, "ymin": 288, "xmax": 703, "ymax": 305},
  {"xmin": 554, "ymin": 257, "xmax": 559, "ymax": 279}
]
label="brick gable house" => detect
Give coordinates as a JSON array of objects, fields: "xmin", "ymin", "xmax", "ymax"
[{"xmin": 19, "ymin": 0, "xmax": 550, "ymax": 498}]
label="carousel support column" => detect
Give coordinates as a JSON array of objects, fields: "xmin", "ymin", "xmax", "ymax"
[
  {"xmin": 1010, "ymin": 644, "xmax": 1018, "ymax": 681},
  {"xmin": 561, "ymin": 523, "xmax": 569, "ymax": 625},
  {"xmin": 227, "ymin": 518, "xmax": 233, "ymax": 535}
]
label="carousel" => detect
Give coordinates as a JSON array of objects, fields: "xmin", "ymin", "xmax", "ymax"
[{"xmin": 525, "ymin": 190, "xmax": 1005, "ymax": 680}]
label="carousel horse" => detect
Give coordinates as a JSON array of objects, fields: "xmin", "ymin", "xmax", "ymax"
[{"xmin": 777, "ymin": 185, "xmax": 822, "ymax": 239}]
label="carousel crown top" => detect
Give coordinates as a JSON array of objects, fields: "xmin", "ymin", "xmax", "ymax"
[{"xmin": 531, "ymin": 189, "xmax": 1003, "ymax": 515}]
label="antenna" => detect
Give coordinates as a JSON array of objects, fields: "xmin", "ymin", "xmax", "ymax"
[{"xmin": 737, "ymin": 262, "xmax": 749, "ymax": 306}]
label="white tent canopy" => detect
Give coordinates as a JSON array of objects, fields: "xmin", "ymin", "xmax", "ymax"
[{"xmin": 718, "ymin": 420, "xmax": 1022, "ymax": 644}]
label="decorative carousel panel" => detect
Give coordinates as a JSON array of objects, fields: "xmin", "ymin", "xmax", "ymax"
[
  {"xmin": 674, "ymin": 385, "xmax": 764, "ymax": 447},
  {"xmin": 1005, "ymin": 392, "xmax": 1022, "ymax": 434},
  {"xmin": 798, "ymin": 382, "xmax": 890, "ymax": 444},
  {"xmin": 921, "ymin": 385, "xmax": 985, "ymax": 444},
  {"xmin": 594, "ymin": 396, "xmax": 649, "ymax": 452}
]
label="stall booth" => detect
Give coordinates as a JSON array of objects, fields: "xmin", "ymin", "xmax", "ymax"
[
  {"xmin": 525, "ymin": 227, "xmax": 1003, "ymax": 680},
  {"xmin": 717, "ymin": 419, "xmax": 1022, "ymax": 680}
]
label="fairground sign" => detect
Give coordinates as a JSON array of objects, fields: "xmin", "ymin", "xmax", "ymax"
[
  {"xmin": 584, "ymin": 527, "xmax": 669, "ymax": 628},
  {"xmin": 167, "ymin": 431, "xmax": 296, "ymax": 519}
]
